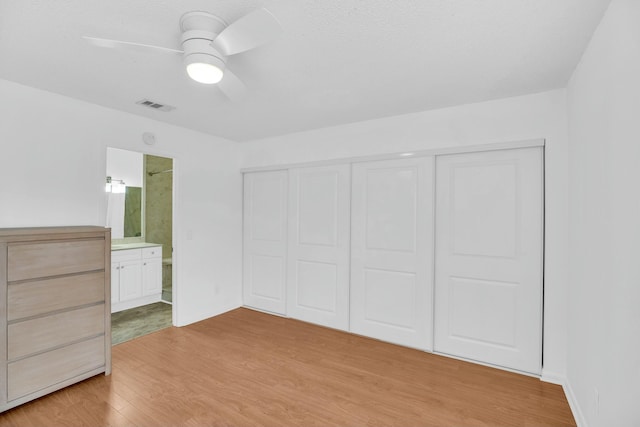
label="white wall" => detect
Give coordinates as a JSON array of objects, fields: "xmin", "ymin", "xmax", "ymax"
[
  {"xmin": 239, "ymin": 89, "xmax": 570, "ymax": 380},
  {"xmin": 566, "ymin": 0, "xmax": 640, "ymax": 425},
  {"xmin": 106, "ymin": 148, "xmax": 143, "ymax": 188},
  {"xmin": 0, "ymin": 79, "xmax": 243, "ymax": 327}
]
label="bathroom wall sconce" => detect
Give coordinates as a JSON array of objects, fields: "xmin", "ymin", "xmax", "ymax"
[{"xmin": 105, "ymin": 176, "xmax": 126, "ymax": 193}]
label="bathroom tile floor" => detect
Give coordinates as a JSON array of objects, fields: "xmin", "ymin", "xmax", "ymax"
[{"xmin": 111, "ymin": 302, "xmax": 172, "ymax": 345}]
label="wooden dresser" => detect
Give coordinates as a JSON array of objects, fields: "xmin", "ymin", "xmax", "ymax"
[{"xmin": 0, "ymin": 226, "xmax": 111, "ymax": 412}]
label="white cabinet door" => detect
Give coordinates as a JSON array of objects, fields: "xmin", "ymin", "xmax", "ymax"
[
  {"xmin": 142, "ymin": 258, "xmax": 162, "ymax": 296},
  {"xmin": 350, "ymin": 157, "xmax": 435, "ymax": 350},
  {"xmin": 118, "ymin": 259, "xmax": 142, "ymax": 301},
  {"xmin": 243, "ymin": 171, "xmax": 288, "ymax": 315},
  {"xmin": 111, "ymin": 262, "xmax": 120, "ymax": 304},
  {"xmin": 287, "ymin": 165, "xmax": 351, "ymax": 330},
  {"xmin": 434, "ymin": 147, "xmax": 543, "ymax": 374}
]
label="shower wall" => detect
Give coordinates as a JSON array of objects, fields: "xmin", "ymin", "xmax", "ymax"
[{"xmin": 145, "ymin": 154, "xmax": 173, "ymax": 259}]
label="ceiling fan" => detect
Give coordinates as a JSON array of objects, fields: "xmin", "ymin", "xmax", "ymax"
[{"xmin": 83, "ymin": 8, "xmax": 282, "ymax": 101}]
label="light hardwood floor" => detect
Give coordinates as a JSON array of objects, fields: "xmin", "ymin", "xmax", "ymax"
[{"xmin": 0, "ymin": 308, "xmax": 575, "ymax": 426}]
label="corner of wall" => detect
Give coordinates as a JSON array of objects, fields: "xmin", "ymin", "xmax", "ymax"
[
  {"xmin": 541, "ymin": 370, "xmax": 586, "ymax": 427},
  {"xmin": 540, "ymin": 369, "xmax": 565, "ymax": 385},
  {"xmin": 563, "ymin": 379, "xmax": 588, "ymax": 427},
  {"xmin": 175, "ymin": 301, "xmax": 243, "ymax": 327}
]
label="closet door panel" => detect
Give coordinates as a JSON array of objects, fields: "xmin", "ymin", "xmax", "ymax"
[
  {"xmin": 243, "ymin": 171, "xmax": 288, "ymax": 315},
  {"xmin": 247, "ymin": 254, "xmax": 285, "ymax": 300},
  {"xmin": 295, "ymin": 260, "xmax": 337, "ymax": 313},
  {"xmin": 363, "ymin": 269, "xmax": 417, "ymax": 329},
  {"xmin": 351, "ymin": 157, "xmax": 434, "ymax": 350},
  {"xmin": 434, "ymin": 147, "xmax": 543, "ymax": 374},
  {"xmin": 287, "ymin": 165, "xmax": 350, "ymax": 330}
]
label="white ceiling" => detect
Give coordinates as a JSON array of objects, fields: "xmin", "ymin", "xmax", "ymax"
[{"xmin": 0, "ymin": 0, "xmax": 611, "ymax": 142}]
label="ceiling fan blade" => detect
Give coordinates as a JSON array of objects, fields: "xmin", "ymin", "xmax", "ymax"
[
  {"xmin": 218, "ymin": 69, "xmax": 247, "ymax": 102},
  {"xmin": 83, "ymin": 36, "xmax": 183, "ymax": 55},
  {"xmin": 211, "ymin": 8, "xmax": 282, "ymax": 56}
]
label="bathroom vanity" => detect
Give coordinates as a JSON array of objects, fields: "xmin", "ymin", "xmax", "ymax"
[
  {"xmin": 111, "ymin": 242, "xmax": 163, "ymax": 313},
  {"xmin": 0, "ymin": 226, "xmax": 111, "ymax": 412}
]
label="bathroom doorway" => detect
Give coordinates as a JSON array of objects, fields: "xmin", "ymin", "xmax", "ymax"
[
  {"xmin": 145, "ymin": 154, "xmax": 174, "ymax": 305},
  {"xmin": 106, "ymin": 148, "xmax": 176, "ymax": 345}
]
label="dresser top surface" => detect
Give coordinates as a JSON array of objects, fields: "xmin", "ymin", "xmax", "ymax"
[{"xmin": 0, "ymin": 226, "xmax": 110, "ymax": 238}]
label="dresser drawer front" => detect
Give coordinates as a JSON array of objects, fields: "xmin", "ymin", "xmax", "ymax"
[
  {"xmin": 8, "ymin": 272, "xmax": 105, "ymax": 321},
  {"xmin": 8, "ymin": 304, "xmax": 105, "ymax": 360},
  {"xmin": 8, "ymin": 336, "xmax": 105, "ymax": 401},
  {"xmin": 8, "ymin": 239, "xmax": 105, "ymax": 282}
]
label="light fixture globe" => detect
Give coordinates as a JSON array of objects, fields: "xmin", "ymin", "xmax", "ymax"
[
  {"xmin": 184, "ymin": 53, "xmax": 225, "ymax": 84},
  {"xmin": 180, "ymin": 11, "xmax": 228, "ymax": 85}
]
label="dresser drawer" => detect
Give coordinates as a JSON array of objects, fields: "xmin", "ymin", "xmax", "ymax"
[
  {"xmin": 8, "ymin": 336, "xmax": 105, "ymax": 401},
  {"xmin": 8, "ymin": 239, "xmax": 105, "ymax": 282},
  {"xmin": 8, "ymin": 272, "xmax": 105, "ymax": 321},
  {"xmin": 8, "ymin": 304, "xmax": 105, "ymax": 360}
]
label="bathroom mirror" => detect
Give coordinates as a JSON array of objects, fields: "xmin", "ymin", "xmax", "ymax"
[
  {"xmin": 106, "ymin": 147, "xmax": 145, "ymax": 242},
  {"xmin": 123, "ymin": 187, "xmax": 142, "ymax": 237}
]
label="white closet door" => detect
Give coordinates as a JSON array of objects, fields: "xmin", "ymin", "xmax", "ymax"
[
  {"xmin": 243, "ymin": 170, "xmax": 288, "ymax": 315},
  {"xmin": 350, "ymin": 157, "xmax": 435, "ymax": 350},
  {"xmin": 434, "ymin": 147, "xmax": 543, "ymax": 374},
  {"xmin": 287, "ymin": 165, "xmax": 351, "ymax": 330}
]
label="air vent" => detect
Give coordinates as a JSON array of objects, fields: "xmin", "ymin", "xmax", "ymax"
[{"xmin": 136, "ymin": 99, "xmax": 175, "ymax": 112}]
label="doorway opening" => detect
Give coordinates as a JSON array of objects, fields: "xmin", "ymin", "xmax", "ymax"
[{"xmin": 106, "ymin": 148, "xmax": 176, "ymax": 345}]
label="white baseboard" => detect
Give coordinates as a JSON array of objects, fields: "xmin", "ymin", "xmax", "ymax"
[
  {"xmin": 563, "ymin": 379, "xmax": 587, "ymax": 427},
  {"xmin": 540, "ymin": 369, "xmax": 565, "ymax": 385},
  {"xmin": 242, "ymin": 305, "xmax": 287, "ymax": 318},
  {"xmin": 175, "ymin": 302, "xmax": 242, "ymax": 327},
  {"xmin": 540, "ymin": 371, "xmax": 587, "ymax": 427}
]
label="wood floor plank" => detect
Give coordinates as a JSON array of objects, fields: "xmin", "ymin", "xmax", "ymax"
[{"xmin": 0, "ymin": 308, "xmax": 575, "ymax": 426}]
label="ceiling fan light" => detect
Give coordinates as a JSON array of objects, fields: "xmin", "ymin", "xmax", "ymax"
[
  {"xmin": 187, "ymin": 62, "xmax": 224, "ymax": 84},
  {"xmin": 184, "ymin": 53, "xmax": 225, "ymax": 84}
]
